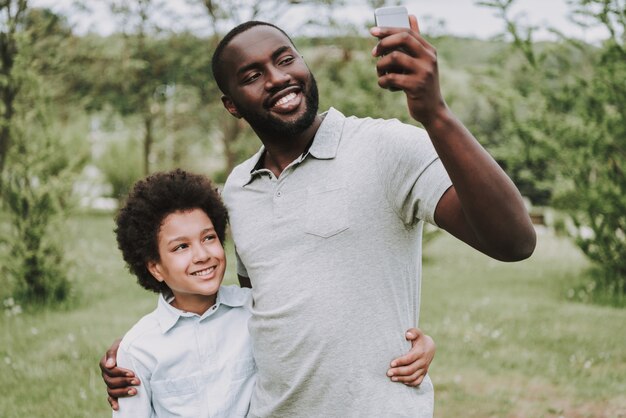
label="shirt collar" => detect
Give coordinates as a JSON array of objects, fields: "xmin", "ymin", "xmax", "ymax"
[
  {"xmin": 155, "ymin": 286, "xmax": 248, "ymax": 334},
  {"xmin": 244, "ymin": 107, "xmax": 345, "ymax": 185},
  {"xmin": 307, "ymin": 107, "xmax": 344, "ymax": 160}
]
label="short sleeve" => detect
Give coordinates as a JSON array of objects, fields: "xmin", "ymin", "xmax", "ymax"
[
  {"xmin": 112, "ymin": 344, "xmax": 153, "ymax": 418},
  {"xmin": 374, "ymin": 120, "xmax": 452, "ymax": 226}
]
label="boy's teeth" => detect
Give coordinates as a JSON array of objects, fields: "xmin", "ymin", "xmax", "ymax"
[{"xmin": 193, "ymin": 267, "xmax": 215, "ymax": 276}]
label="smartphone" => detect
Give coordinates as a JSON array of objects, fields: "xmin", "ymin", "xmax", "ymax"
[{"xmin": 374, "ymin": 6, "xmax": 410, "ymax": 29}]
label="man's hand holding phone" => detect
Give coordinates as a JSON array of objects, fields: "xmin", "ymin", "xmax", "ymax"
[{"xmin": 371, "ymin": 9, "xmax": 446, "ymax": 126}]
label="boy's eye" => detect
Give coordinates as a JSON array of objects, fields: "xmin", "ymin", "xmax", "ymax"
[
  {"xmin": 203, "ymin": 234, "xmax": 216, "ymax": 242},
  {"xmin": 173, "ymin": 243, "xmax": 188, "ymax": 251}
]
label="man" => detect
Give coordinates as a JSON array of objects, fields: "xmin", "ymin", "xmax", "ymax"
[{"xmin": 103, "ymin": 16, "xmax": 535, "ymax": 417}]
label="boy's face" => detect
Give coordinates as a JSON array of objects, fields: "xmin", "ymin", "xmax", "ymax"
[{"xmin": 147, "ymin": 208, "xmax": 226, "ymax": 313}]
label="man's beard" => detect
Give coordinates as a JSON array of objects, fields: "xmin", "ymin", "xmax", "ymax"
[{"xmin": 235, "ymin": 73, "xmax": 319, "ymax": 137}]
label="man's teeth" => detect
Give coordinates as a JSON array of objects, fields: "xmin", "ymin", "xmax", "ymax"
[
  {"xmin": 275, "ymin": 92, "xmax": 296, "ymax": 106},
  {"xmin": 192, "ymin": 267, "xmax": 215, "ymax": 276}
]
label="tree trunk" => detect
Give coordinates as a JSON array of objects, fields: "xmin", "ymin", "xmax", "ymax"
[{"xmin": 143, "ymin": 115, "xmax": 153, "ymax": 175}]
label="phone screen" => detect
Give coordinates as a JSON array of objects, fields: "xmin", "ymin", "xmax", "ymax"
[{"xmin": 374, "ymin": 6, "xmax": 410, "ymax": 29}]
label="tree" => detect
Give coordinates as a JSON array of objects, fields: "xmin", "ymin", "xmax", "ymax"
[
  {"xmin": 481, "ymin": 0, "xmax": 626, "ymax": 298},
  {"xmin": 0, "ymin": 4, "xmax": 86, "ymax": 306},
  {"xmin": 0, "ymin": 0, "xmax": 28, "ymax": 175}
]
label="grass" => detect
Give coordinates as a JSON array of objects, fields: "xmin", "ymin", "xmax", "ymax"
[{"xmin": 1, "ymin": 215, "xmax": 624, "ymax": 417}]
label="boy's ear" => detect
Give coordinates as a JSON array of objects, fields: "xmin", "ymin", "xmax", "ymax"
[
  {"xmin": 147, "ymin": 261, "xmax": 165, "ymax": 283},
  {"xmin": 221, "ymin": 95, "xmax": 242, "ymax": 119}
]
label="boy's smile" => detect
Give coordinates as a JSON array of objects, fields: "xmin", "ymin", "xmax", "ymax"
[{"xmin": 147, "ymin": 208, "xmax": 226, "ymax": 314}]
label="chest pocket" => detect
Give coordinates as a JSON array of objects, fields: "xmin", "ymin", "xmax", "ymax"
[
  {"xmin": 151, "ymin": 375, "xmax": 201, "ymax": 416},
  {"xmin": 304, "ymin": 184, "xmax": 350, "ymax": 238}
]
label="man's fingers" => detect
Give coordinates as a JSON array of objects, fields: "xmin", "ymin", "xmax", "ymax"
[
  {"xmin": 409, "ymin": 15, "xmax": 420, "ymax": 34},
  {"xmin": 103, "ymin": 375, "xmax": 140, "ymax": 389},
  {"xmin": 101, "ymin": 364, "xmax": 136, "ymax": 379},
  {"xmin": 107, "ymin": 396, "xmax": 119, "ymax": 411},
  {"xmin": 105, "ymin": 356, "xmax": 115, "ymax": 368},
  {"xmin": 107, "ymin": 338, "xmax": 122, "ymax": 357},
  {"xmin": 107, "ymin": 386, "xmax": 138, "ymax": 399}
]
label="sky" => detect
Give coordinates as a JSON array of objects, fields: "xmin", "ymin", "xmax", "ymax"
[{"xmin": 31, "ymin": 0, "xmax": 607, "ymax": 43}]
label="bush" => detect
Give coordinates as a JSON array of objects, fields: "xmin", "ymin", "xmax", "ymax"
[
  {"xmin": 0, "ymin": 33, "xmax": 86, "ymax": 306},
  {"xmin": 96, "ymin": 136, "xmax": 143, "ymax": 202},
  {"xmin": 0, "ymin": 120, "xmax": 84, "ymax": 306}
]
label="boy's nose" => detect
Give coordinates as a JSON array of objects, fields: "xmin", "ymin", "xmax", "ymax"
[{"xmin": 192, "ymin": 244, "xmax": 210, "ymax": 263}]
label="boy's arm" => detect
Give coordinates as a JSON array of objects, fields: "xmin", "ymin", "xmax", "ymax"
[
  {"xmin": 387, "ymin": 328, "xmax": 435, "ymax": 386},
  {"xmin": 99, "ymin": 339, "xmax": 141, "ymax": 410}
]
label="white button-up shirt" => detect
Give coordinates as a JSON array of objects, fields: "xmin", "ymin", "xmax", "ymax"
[{"xmin": 113, "ymin": 286, "xmax": 256, "ymax": 418}]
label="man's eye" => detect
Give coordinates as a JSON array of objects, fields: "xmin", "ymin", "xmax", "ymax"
[
  {"xmin": 243, "ymin": 72, "xmax": 261, "ymax": 84},
  {"xmin": 280, "ymin": 56, "xmax": 294, "ymax": 65}
]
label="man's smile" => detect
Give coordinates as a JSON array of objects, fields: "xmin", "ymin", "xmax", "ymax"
[{"xmin": 266, "ymin": 86, "xmax": 302, "ymax": 113}]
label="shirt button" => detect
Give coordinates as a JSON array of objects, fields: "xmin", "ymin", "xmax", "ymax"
[{"xmin": 276, "ymin": 191, "xmax": 282, "ymax": 197}]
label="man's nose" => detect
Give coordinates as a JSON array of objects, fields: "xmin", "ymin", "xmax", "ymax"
[{"xmin": 265, "ymin": 66, "xmax": 290, "ymax": 90}]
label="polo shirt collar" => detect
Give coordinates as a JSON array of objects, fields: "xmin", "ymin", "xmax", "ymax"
[
  {"xmin": 155, "ymin": 286, "xmax": 247, "ymax": 334},
  {"xmin": 307, "ymin": 107, "xmax": 344, "ymax": 160},
  {"xmin": 244, "ymin": 107, "xmax": 345, "ymax": 184}
]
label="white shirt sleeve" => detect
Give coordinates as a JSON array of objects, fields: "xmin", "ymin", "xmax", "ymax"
[{"xmin": 112, "ymin": 345, "xmax": 153, "ymax": 418}]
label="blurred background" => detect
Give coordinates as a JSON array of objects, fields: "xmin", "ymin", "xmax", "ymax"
[{"xmin": 0, "ymin": 0, "xmax": 624, "ymax": 417}]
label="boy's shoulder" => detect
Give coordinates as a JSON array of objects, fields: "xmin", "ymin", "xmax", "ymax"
[
  {"xmin": 119, "ymin": 303, "xmax": 162, "ymax": 351},
  {"xmin": 218, "ymin": 285, "xmax": 252, "ymax": 309}
]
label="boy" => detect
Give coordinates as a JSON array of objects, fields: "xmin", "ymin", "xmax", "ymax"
[
  {"xmin": 112, "ymin": 169, "xmax": 432, "ymax": 417},
  {"xmin": 113, "ymin": 169, "xmax": 255, "ymax": 417}
]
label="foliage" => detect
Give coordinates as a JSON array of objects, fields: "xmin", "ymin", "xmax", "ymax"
[
  {"xmin": 480, "ymin": 0, "xmax": 626, "ymax": 297},
  {"xmin": 95, "ymin": 134, "xmax": 143, "ymax": 202},
  {"xmin": 0, "ymin": 0, "xmax": 29, "ymax": 174},
  {"xmin": 0, "ymin": 4, "xmax": 87, "ymax": 307},
  {"xmin": 0, "ymin": 98, "xmax": 86, "ymax": 306}
]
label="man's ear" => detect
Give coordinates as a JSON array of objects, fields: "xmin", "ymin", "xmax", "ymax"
[
  {"xmin": 147, "ymin": 261, "xmax": 165, "ymax": 283},
  {"xmin": 221, "ymin": 95, "xmax": 242, "ymax": 119}
]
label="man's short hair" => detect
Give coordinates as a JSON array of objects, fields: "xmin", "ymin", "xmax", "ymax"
[
  {"xmin": 115, "ymin": 169, "xmax": 229, "ymax": 294},
  {"xmin": 211, "ymin": 21, "xmax": 296, "ymax": 94}
]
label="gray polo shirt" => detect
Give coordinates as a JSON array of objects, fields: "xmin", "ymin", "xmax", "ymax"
[{"xmin": 222, "ymin": 108, "xmax": 452, "ymax": 418}]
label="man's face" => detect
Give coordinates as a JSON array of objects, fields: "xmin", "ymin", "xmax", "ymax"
[{"xmin": 220, "ymin": 25, "xmax": 319, "ymax": 137}]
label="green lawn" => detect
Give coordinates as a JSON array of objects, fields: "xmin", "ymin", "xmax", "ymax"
[{"xmin": 1, "ymin": 215, "xmax": 624, "ymax": 417}]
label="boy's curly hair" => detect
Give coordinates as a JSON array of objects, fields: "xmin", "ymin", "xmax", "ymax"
[{"xmin": 115, "ymin": 169, "xmax": 229, "ymax": 294}]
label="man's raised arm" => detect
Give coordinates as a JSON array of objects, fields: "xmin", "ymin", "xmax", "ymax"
[{"xmin": 371, "ymin": 15, "xmax": 536, "ymax": 261}]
